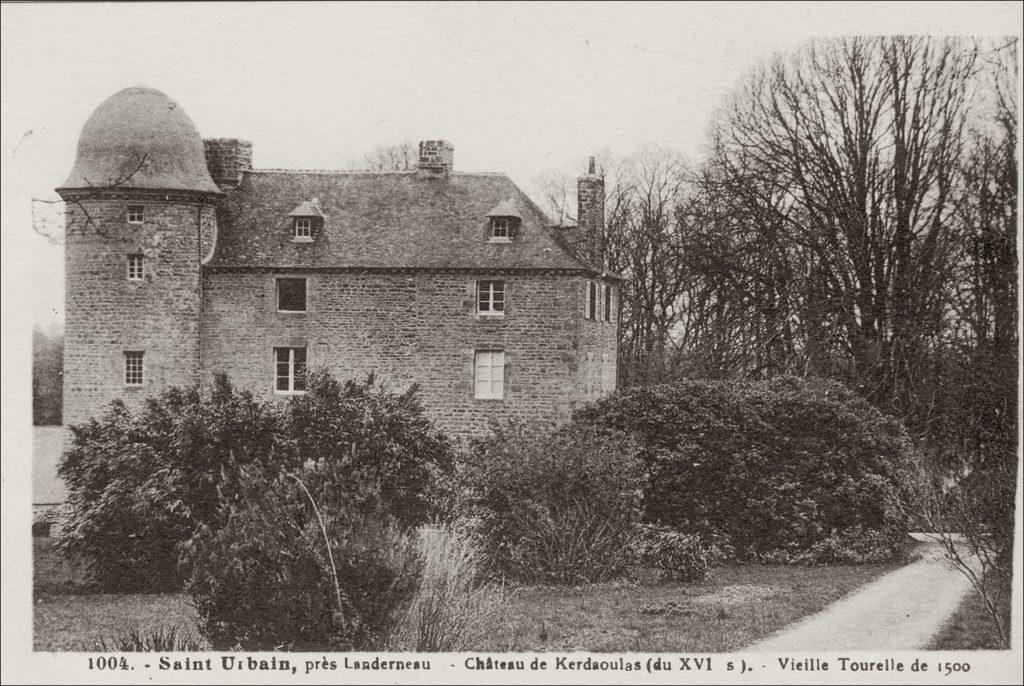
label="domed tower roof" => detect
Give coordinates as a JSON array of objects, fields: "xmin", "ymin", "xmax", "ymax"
[{"xmin": 59, "ymin": 86, "xmax": 221, "ymax": 195}]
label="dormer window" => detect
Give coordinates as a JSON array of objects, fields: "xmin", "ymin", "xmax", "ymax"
[
  {"xmin": 287, "ymin": 198, "xmax": 324, "ymax": 243},
  {"xmin": 491, "ymin": 217, "xmax": 510, "ymax": 240},
  {"xmin": 486, "ymin": 200, "xmax": 521, "ymax": 243}
]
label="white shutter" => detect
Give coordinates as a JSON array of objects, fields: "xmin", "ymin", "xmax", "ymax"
[
  {"xmin": 475, "ymin": 351, "xmax": 505, "ymax": 399},
  {"xmin": 491, "ymin": 351, "xmax": 505, "ymax": 397}
]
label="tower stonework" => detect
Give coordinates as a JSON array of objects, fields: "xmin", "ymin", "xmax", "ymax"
[{"xmin": 58, "ymin": 87, "xmax": 221, "ymax": 426}]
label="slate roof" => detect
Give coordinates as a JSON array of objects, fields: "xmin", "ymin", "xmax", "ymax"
[
  {"xmin": 286, "ymin": 199, "xmax": 325, "ymax": 217},
  {"xmin": 60, "ymin": 87, "xmax": 221, "ymax": 195},
  {"xmin": 486, "ymin": 199, "xmax": 522, "ymax": 219},
  {"xmin": 208, "ymin": 169, "xmax": 596, "ymax": 272}
]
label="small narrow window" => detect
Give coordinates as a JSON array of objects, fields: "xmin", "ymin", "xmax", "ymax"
[
  {"xmin": 474, "ymin": 350, "xmax": 505, "ymax": 399},
  {"xmin": 490, "ymin": 217, "xmax": 510, "ymax": 239},
  {"xmin": 277, "ymin": 277, "xmax": 307, "ymax": 312},
  {"xmin": 124, "ymin": 351, "xmax": 144, "ymax": 386},
  {"xmin": 586, "ymin": 281, "xmax": 596, "ymax": 320},
  {"xmin": 294, "ymin": 218, "xmax": 312, "ymax": 239},
  {"xmin": 477, "ymin": 280, "xmax": 505, "ymax": 315},
  {"xmin": 127, "ymin": 254, "xmax": 144, "ymax": 281},
  {"xmin": 274, "ymin": 347, "xmax": 307, "ymax": 393},
  {"xmin": 603, "ymin": 284, "xmax": 612, "ymax": 322},
  {"xmin": 127, "ymin": 205, "xmax": 144, "ymax": 224}
]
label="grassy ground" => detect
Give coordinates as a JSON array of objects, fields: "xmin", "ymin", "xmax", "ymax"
[
  {"xmin": 928, "ymin": 581, "xmax": 1012, "ymax": 650},
  {"xmin": 34, "ymin": 592, "xmax": 202, "ymax": 651},
  {"xmin": 34, "ymin": 537, "xmax": 902, "ymax": 652},
  {"xmin": 33, "ymin": 538, "xmax": 203, "ymax": 651},
  {"xmin": 477, "ymin": 563, "xmax": 901, "ymax": 652}
]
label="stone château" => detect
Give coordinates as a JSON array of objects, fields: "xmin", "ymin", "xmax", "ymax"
[{"xmin": 58, "ymin": 86, "xmax": 619, "ymax": 437}]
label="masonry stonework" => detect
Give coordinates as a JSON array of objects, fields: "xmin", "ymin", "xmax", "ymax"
[
  {"xmin": 201, "ymin": 270, "xmax": 617, "ymax": 437},
  {"xmin": 62, "ymin": 198, "xmax": 215, "ymax": 425},
  {"xmin": 60, "ymin": 86, "xmax": 621, "ymax": 439}
]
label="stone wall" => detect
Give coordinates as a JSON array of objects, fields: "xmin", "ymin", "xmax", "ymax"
[
  {"xmin": 204, "ymin": 138, "xmax": 253, "ymax": 189},
  {"xmin": 201, "ymin": 269, "xmax": 618, "ymax": 437},
  {"xmin": 63, "ymin": 197, "xmax": 213, "ymax": 426}
]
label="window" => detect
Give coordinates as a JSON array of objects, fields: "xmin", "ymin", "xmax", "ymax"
[
  {"xmin": 474, "ymin": 351, "xmax": 505, "ymax": 399},
  {"xmin": 127, "ymin": 205, "xmax": 144, "ymax": 224},
  {"xmin": 274, "ymin": 347, "xmax": 307, "ymax": 393},
  {"xmin": 603, "ymin": 284, "xmax": 612, "ymax": 322},
  {"xmin": 490, "ymin": 217, "xmax": 510, "ymax": 239},
  {"xmin": 124, "ymin": 351, "xmax": 144, "ymax": 386},
  {"xmin": 293, "ymin": 217, "xmax": 312, "ymax": 239},
  {"xmin": 477, "ymin": 280, "xmax": 505, "ymax": 315},
  {"xmin": 277, "ymin": 277, "xmax": 307, "ymax": 312},
  {"xmin": 127, "ymin": 254, "xmax": 144, "ymax": 281},
  {"xmin": 585, "ymin": 281, "xmax": 597, "ymax": 320}
]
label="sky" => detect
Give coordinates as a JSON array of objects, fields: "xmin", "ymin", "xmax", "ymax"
[{"xmin": 1, "ymin": 1, "xmax": 1020, "ymax": 334}]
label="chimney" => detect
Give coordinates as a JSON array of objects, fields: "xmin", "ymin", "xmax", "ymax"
[
  {"xmin": 204, "ymin": 138, "xmax": 253, "ymax": 189},
  {"xmin": 417, "ymin": 140, "xmax": 454, "ymax": 178},
  {"xmin": 577, "ymin": 156, "xmax": 605, "ymax": 266}
]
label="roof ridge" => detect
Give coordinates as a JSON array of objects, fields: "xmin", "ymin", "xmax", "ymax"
[
  {"xmin": 252, "ymin": 168, "xmax": 416, "ymax": 176},
  {"xmin": 249, "ymin": 168, "xmax": 508, "ymax": 177}
]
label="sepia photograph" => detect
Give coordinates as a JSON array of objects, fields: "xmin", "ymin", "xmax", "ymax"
[{"xmin": 1, "ymin": 1, "xmax": 1021, "ymax": 683}]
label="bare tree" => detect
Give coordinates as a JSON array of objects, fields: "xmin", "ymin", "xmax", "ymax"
[
  {"xmin": 702, "ymin": 37, "xmax": 980, "ymax": 416},
  {"xmin": 32, "ymin": 151, "xmax": 151, "ymax": 244},
  {"xmin": 358, "ymin": 141, "xmax": 417, "ymax": 172},
  {"xmin": 533, "ymin": 149, "xmax": 691, "ymax": 387},
  {"xmin": 605, "ymin": 148, "xmax": 689, "ymax": 386}
]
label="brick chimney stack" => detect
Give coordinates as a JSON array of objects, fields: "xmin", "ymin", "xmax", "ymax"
[
  {"xmin": 417, "ymin": 140, "xmax": 454, "ymax": 178},
  {"xmin": 204, "ymin": 138, "xmax": 253, "ymax": 190},
  {"xmin": 577, "ymin": 156, "xmax": 605, "ymax": 266}
]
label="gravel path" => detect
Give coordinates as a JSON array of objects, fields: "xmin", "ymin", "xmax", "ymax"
[{"xmin": 746, "ymin": 541, "xmax": 975, "ymax": 651}]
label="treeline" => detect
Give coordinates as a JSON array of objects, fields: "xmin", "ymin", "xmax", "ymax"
[
  {"xmin": 33, "ymin": 327, "xmax": 63, "ymax": 425},
  {"xmin": 539, "ymin": 37, "xmax": 1018, "ymax": 473}
]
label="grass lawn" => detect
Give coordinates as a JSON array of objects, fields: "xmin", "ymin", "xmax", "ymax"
[
  {"xmin": 928, "ymin": 581, "xmax": 1012, "ymax": 650},
  {"xmin": 477, "ymin": 563, "xmax": 901, "ymax": 652},
  {"xmin": 34, "ymin": 536, "xmax": 904, "ymax": 652},
  {"xmin": 33, "ymin": 538, "xmax": 203, "ymax": 651}
]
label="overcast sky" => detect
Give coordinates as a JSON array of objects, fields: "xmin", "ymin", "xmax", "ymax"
[{"xmin": 1, "ymin": 1, "xmax": 1019, "ymax": 333}]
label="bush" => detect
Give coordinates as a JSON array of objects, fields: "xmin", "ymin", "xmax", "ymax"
[
  {"xmin": 574, "ymin": 377, "xmax": 914, "ymax": 562},
  {"xmin": 459, "ymin": 423, "xmax": 643, "ymax": 584},
  {"xmin": 58, "ymin": 378, "xmax": 280, "ymax": 590},
  {"xmin": 798, "ymin": 525, "xmax": 909, "ymax": 565},
  {"xmin": 632, "ymin": 525, "xmax": 711, "ymax": 582},
  {"xmin": 390, "ymin": 526, "xmax": 511, "ymax": 651},
  {"xmin": 58, "ymin": 372, "xmax": 455, "ymax": 590},
  {"xmin": 185, "ymin": 476, "xmax": 421, "ymax": 651},
  {"xmin": 282, "ymin": 371, "xmax": 454, "ymax": 529}
]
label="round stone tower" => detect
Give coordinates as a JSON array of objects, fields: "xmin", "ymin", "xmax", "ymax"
[{"xmin": 57, "ymin": 86, "xmax": 221, "ymax": 425}]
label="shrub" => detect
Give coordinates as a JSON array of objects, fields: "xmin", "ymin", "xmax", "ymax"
[
  {"xmin": 574, "ymin": 377, "xmax": 915, "ymax": 562},
  {"xmin": 58, "ymin": 371, "xmax": 455, "ymax": 590},
  {"xmin": 459, "ymin": 423, "xmax": 643, "ymax": 584},
  {"xmin": 798, "ymin": 525, "xmax": 910, "ymax": 565},
  {"xmin": 57, "ymin": 378, "xmax": 279, "ymax": 590},
  {"xmin": 632, "ymin": 525, "xmax": 711, "ymax": 582},
  {"xmin": 185, "ymin": 476, "xmax": 421, "ymax": 651},
  {"xmin": 390, "ymin": 526, "xmax": 510, "ymax": 651},
  {"xmin": 279, "ymin": 371, "xmax": 455, "ymax": 529}
]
